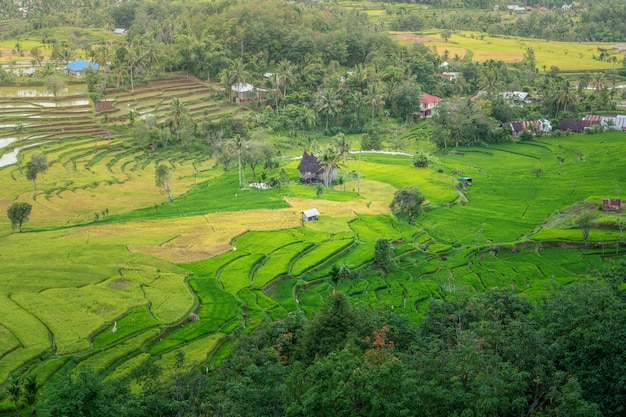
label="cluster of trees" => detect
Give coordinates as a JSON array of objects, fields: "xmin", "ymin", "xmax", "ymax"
[
  {"xmin": 32, "ymin": 263, "xmax": 626, "ymax": 416},
  {"xmin": 2, "ymin": 0, "xmax": 623, "ymax": 151},
  {"xmin": 380, "ymin": 0, "xmax": 626, "ymax": 42}
]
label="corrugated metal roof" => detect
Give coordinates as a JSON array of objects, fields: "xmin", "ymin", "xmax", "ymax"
[
  {"xmin": 303, "ymin": 208, "xmax": 319, "ymax": 218},
  {"xmin": 65, "ymin": 59, "xmax": 99, "ymax": 71}
]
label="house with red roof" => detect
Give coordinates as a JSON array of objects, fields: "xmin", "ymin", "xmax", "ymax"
[{"xmin": 420, "ymin": 93, "xmax": 442, "ymax": 118}]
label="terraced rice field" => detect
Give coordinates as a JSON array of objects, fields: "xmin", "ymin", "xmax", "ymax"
[{"xmin": 1, "ymin": 75, "xmax": 626, "ymax": 409}]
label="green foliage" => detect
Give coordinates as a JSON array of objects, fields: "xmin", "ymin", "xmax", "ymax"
[
  {"xmin": 390, "ymin": 186, "xmax": 426, "ymax": 225},
  {"xmin": 7, "ymin": 201, "xmax": 32, "ymax": 232},
  {"xmin": 374, "ymin": 238, "xmax": 394, "ymax": 273},
  {"xmin": 25, "ymin": 153, "xmax": 48, "ymax": 191}
]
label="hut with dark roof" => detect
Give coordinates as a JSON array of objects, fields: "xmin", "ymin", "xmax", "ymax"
[{"xmin": 297, "ymin": 150, "xmax": 324, "ymax": 183}]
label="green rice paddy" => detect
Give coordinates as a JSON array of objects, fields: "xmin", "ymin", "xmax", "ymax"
[{"xmin": 1, "ymin": 80, "xmax": 625, "ymax": 409}]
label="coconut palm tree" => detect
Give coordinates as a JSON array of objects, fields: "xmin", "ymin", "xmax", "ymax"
[
  {"xmin": 367, "ymin": 83, "xmax": 385, "ymax": 128},
  {"xmin": 300, "ymin": 106, "xmax": 316, "ymax": 141},
  {"xmin": 167, "ymin": 98, "xmax": 188, "ymax": 145},
  {"xmin": 314, "ymin": 87, "xmax": 342, "ymax": 131},
  {"xmin": 226, "ymin": 135, "xmax": 248, "ymax": 188},
  {"xmin": 349, "ymin": 63, "xmax": 369, "ymax": 93},
  {"xmin": 318, "ymin": 145, "xmax": 341, "ymax": 187},
  {"xmin": 589, "ymin": 72, "xmax": 605, "ymax": 92},
  {"xmin": 349, "ymin": 90, "xmax": 365, "ymax": 129},
  {"xmin": 220, "ymin": 59, "xmax": 249, "ymax": 101},
  {"xmin": 277, "ymin": 59, "xmax": 297, "ymax": 97},
  {"xmin": 333, "ymin": 133, "xmax": 352, "ymax": 166},
  {"xmin": 554, "ymin": 81, "xmax": 578, "ymax": 117},
  {"xmin": 94, "ymin": 44, "xmax": 112, "ymax": 91}
]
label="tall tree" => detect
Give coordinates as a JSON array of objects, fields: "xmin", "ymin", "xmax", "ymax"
[
  {"xmin": 45, "ymin": 75, "xmax": 66, "ymax": 101},
  {"xmin": 276, "ymin": 59, "xmax": 297, "ymax": 97},
  {"xmin": 575, "ymin": 210, "xmax": 597, "ymax": 247},
  {"xmin": 317, "ymin": 145, "xmax": 341, "ymax": 187},
  {"xmin": 390, "ymin": 186, "xmax": 426, "ymax": 225},
  {"xmin": 166, "ymin": 98, "xmax": 189, "ymax": 145},
  {"xmin": 314, "ymin": 87, "xmax": 342, "ymax": 131},
  {"xmin": 25, "ymin": 153, "xmax": 48, "ymax": 191},
  {"xmin": 155, "ymin": 164, "xmax": 173, "ymax": 202},
  {"xmin": 221, "ymin": 59, "xmax": 249, "ymax": 101},
  {"xmin": 7, "ymin": 202, "xmax": 32, "ymax": 232}
]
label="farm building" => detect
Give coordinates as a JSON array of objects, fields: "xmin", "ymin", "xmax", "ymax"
[
  {"xmin": 297, "ymin": 150, "xmax": 337, "ymax": 184},
  {"xmin": 583, "ymin": 115, "xmax": 626, "ymax": 131},
  {"xmin": 558, "ymin": 118, "xmax": 585, "ymax": 133},
  {"xmin": 440, "ymin": 72, "xmax": 459, "ymax": 81},
  {"xmin": 113, "ymin": 28, "xmax": 127, "ymax": 35},
  {"xmin": 502, "ymin": 119, "xmax": 552, "ymax": 137},
  {"xmin": 302, "ymin": 208, "xmax": 320, "ymax": 221},
  {"xmin": 65, "ymin": 59, "xmax": 99, "ymax": 77},
  {"xmin": 230, "ymin": 82, "xmax": 268, "ymax": 103},
  {"xmin": 602, "ymin": 199, "xmax": 622, "ymax": 211},
  {"xmin": 459, "ymin": 177, "xmax": 473, "ymax": 185},
  {"xmin": 501, "ymin": 91, "xmax": 535, "ymax": 106}
]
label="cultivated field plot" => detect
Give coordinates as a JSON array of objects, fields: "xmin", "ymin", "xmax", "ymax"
[
  {"xmin": 390, "ymin": 30, "xmax": 620, "ymax": 71},
  {"xmin": 338, "ymin": 1, "xmax": 620, "ymax": 71},
  {"xmin": 1, "ymin": 84, "xmax": 626, "ymax": 400},
  {"xmin": 95, "ymin": 74, "xmax": 241, "ymax": 125}
]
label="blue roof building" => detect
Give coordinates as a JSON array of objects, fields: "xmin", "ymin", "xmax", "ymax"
[{"xmin": 65, "ymin": 59, "xmax": 99, "ymax": 77}]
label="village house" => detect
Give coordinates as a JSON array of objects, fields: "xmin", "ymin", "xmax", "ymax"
[
  {"xmin": 502, "ymin": 119, "xmax": 552, "ymax": 137},
  {"xmin": 65, "ymin": 59, "xmax": 99, "ymax": 77},
  {"xmin": 583, "ymin": 115, "xmax": 626, "ymax": 131},
  {"xmin": 420, "ymin": 93, "xmax": 442, "ymax": 118},
  {"xmin": 230, "ymin": 82, "xmax": 268, "ymax": 103},
  {"xmin": 558, "ymin": 118, "xmax": 585, "ymax": 133}
]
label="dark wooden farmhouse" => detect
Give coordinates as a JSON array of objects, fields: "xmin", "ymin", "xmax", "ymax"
[{"xmin": 297, "ymin": 151, "xmax": 324, "ymax": 183}]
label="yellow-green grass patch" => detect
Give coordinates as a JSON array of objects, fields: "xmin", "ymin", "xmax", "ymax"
[
  {"xmin": 391, "ymin": 30, "xmax": 620, "ymax": 71},
  {"xmin": 143, "ymin": 272, "xmax": 195, "ymax": 324},
  {"xmin": 92, "ymin": 305, "xmax": 159, "ymax": 349},
  {"xmin": 13, "ymin": 283, "xmax": 148, "ymax": 355},
  {"xmin": 219, "ymin": 254, "xmax": 265, "ymax": 294},
  {"xmin": 291, "ymin": 238, "xmax": 354, "ymax": 277},
  {"xmin": 76, "ymin": 329, "xmax": 159, "ymax": 375},
  {"xmin": 155, "ymin": 333, "xmax": 225, "ymax": 372},
  {"xmin": 104, "ymin": 353, "xmax": 151, "ymax": 382},
  {"xmin": 0, "ymin": 325, "xmax": 20, "ymax": 360},
  {"xmin": 253, "ymin": 242, "xmax": 314, "ymax": 287},
  {"xmin": 349, "ymin": 214, "xmax": 420, "ymax": 242}
]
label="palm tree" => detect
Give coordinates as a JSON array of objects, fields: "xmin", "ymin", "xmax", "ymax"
[
  {"xmin": 349, "ymin": 63, "xmax": 369, "ymax": 93},
  {"xmin": 23, "ymin": 375, "xmax": 38, "ymax": 416},
  {"xmin": 221, "ymin": 59, "xmax": 248, "ymax": 100},
  {"xmin": 167, "ymin": 98, "xmax": 188, "ymax": 145},
  {"xmin": 589, "ymin": 72, "xmax": 605, "ymax": 92},
  {"xmin": 554, "ymin": 81, "xmax": 578, "ymax": 117},
  {"xmin": 318, "ymin": 145, "xmax": 341, "ymax": 187},
  {"xmin": 349, "ymin": 90, "xmax": 365, "ymax": 129},
  {"xmin": 94, "ymin": 44, "xmax": 112, "ymax": 91},
  {"xmin": 226, "ymin": 135, "xmax": 247, "ymax": 188},
  {"xmin": 6, "ymin": 372, "xmax": 22, "ymax": 417},
  {"xmin": 333, "ymin": 133, "xmax": 352, "ymax": 166},
  {"xmin": 368, "ymin": 83, "xmax": 385, "ymax": 128},
  {"xmin": 300, "ymin": 106, "xmax": 316, "ymax": 143},
  {"xmin": 277, "ymin": 59, "xmax": 297, "ymax": 97},
  {"xmin": 314, "ymin": 87, "xmax": 342, "ymax": 131}
]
